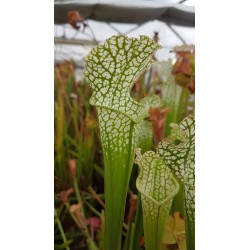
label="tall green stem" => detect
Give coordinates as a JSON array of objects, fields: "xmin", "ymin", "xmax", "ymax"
[
  {"xmin": 98, "ymin": 108, "xmax": 137, "ymax": 250},
  {"xmin": 72, "ymin": 176, "xmax": 98, "ymax": 250},
  {"xmin": 54, "ymin": 208, "xmax": 71, "ymax": 250},
  {"xmin": 83, "ymin": 35, "xmax": 161, "ymax": 250},
  {"xmin": 184, "ymin": 186, "xmax": 195, "ymax": 250},
  {"xmin": 131, "ymin": 191, "xmax": 143, "ymax": 250}
]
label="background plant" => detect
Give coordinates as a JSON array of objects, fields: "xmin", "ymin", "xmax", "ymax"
[
  {"xmin": 158, "ymin": 117, "xmax": 195, "ymax": 250},
  {"xmin": 54, "ymin": 39, "xmax": 195, "ymax": 250}
]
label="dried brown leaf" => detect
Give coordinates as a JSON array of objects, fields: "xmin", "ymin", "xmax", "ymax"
[
  {"xmin": 172, "ymin": 45, "xmax": 195, "ymax": 93},
  {"xmin": 67, "ymin": 11, "xmax": 84, "ymax": 30},
  {"xmin": 149, "ymin": 107, "xmax": 171, "ymax": 146},
  {"xmin": 68, "ymin": 159, "xmax": 76, "ymax": 179},
  {"xmin": 57, "ymin": 188, "xmax": 74, "ymax": 203}
]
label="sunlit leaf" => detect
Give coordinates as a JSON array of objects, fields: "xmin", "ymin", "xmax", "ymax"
[
  {"xmin": 162, "ymin": 215, "xmax": 176, "ymax": 245},
  {"xmin": 162, "ymin": 212, "xmax": 186, "ymax": 249},
  {"xmin": 173, "ymin": 212, "xmax": 186, "ymax": 250}
]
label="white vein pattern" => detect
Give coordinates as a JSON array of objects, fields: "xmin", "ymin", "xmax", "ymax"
[
  {"xmin": 135, "ymin": 148, "xmax": 179, "ymax": 249},
  {"xmin": 83, "ymin": 35, "xmax": 161, "ymax": 123},
  {"xmin": 135, "ymin": 120, "xmax": 153, "ymax": 154},
  {"xmin": 82, "ymin": 35, "xmax": 161, "ymax": 250},
  {"xmin": 157, "ymin": 116, "xmax": 195, "ymax": 231}
]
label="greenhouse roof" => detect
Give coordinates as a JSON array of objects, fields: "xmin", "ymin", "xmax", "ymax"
[
  {"xmin": 54, "ymin": 0, "xmax": 195, "ymax": 77},
  {"xmin": 55, "ymin": 0, "xmax": 195, "ymax": 27}
]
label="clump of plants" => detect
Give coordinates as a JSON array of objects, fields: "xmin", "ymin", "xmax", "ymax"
[{"xmin": 54, "ymin": 35, "xmax": 195, "ymax": 250}]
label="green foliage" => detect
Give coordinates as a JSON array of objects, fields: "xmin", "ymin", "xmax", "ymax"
[
  {"xmin": 54, "ymin": 207, "xmax": 71, "ymax": 250},
  {"xmin": 156, "ymin": 60, "xmax": 189, "ymax": 136},
  {"xmin": 158, "ymin": 117, "xmax": 195, "ymax": 250},
  {"xmin": 54, "ymin": 35, "xmax": 195, "ymax": 250},
  {"xmin": 83, "ymin": 35, "xmax": 161, "ymax": 250},
  {"xmin": 140, "ymin": 94, "xmax": 162, "ymax": 112},
  {"xmin": 136, "ymin": 120, "xmax": 153, "ymax": 154},
  {"xmin": 54, "ymin": 62, "xmax": 99, "ymax": 187},
  {"xmin": 83, "ymin": 35, "xmax": 161, "ymax": 122},
  {"xmin": 135, "ymin": 149, "xmax": 179, "ymax": 250}
]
